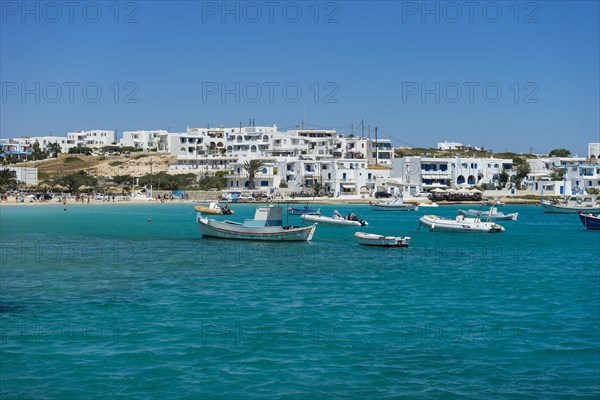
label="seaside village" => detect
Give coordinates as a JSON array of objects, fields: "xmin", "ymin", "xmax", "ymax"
[{"xmin": 1, "ymin": 124, "xmax": 599, "ymax": 203}]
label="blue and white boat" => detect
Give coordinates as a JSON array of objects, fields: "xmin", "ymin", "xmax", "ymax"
[
  {"xmin": 197, "ymin": 205, "xmax": 317, "ymax": 241},
  {"xmin": 578, "ymin": 211, "xmax": 600, "ymax": 230}
]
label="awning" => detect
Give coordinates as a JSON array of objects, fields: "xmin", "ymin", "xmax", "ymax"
[
  {"xmin": 422, "ymin": 174, "xmax": 449, "ymax": 179},
  {"xmin": 340, "ymin": 183, "xmax": 355, "ymax": 189}
]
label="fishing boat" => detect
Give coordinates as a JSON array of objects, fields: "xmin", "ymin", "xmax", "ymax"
[
  {"xmin": 301, "ymin": 210, "xmax": 368, "ymax": 226},
  {"xmin": 458, "ymin": 206, "xmax": 518, "ymax": 221},
  {"xmin": 197, "ymin": 205, "xmax": 316, "ymax": 241},
  {"xmin": 418, "ymin": 202, "xmax": 439, "ymax": 208},
  {"xmin": 287, "ymin": 205, "xmax": 321, "ymax": 215},
  {"xmin": 354, "ymin": 232, "xmax": 411, "ymax": 247},
  {"xmin": 540, "ymin": 195, "xmax": 600, "ymax": 213},
  {"xmin": 419, "ymin": 214, "xmax": 505, "ymax": 233},
  {"xmin": 578, "ymin": 211, "xmax": 600, "ymax": 230},
  {"xmin": 370, "ymin": 196, "xmax": 419, "ymax": 211},
  {"xmin": 194, "ymin": 202, "xmax": 234, "ymax": 215}
]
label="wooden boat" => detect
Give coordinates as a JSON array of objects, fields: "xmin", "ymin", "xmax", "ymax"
[
  {"xmin": 419, "ymin": 214, "xmax": 505, "ymax": 233},
  {"xmin": 578, "ymin": 211, "xmax": 600, "ymax": 230},
  {"xmin": 194, "ymin": 202, "xmax": 234, "ymax": 215},
  {"xmin": 354, "ymin": 232, "xmax": 411, "ymax": 247},
  {"xmin": 540, "ymin": 195, "xmax": 600, "ymax": 213},
  {"xmin": 301, "ymin": 211, "xmax": 368, "ymax": 226},
  {"xmin": 370, "ymin": 196, "xmax": 418, "ymax": 211},
  {"xmin": 288, "ymin": 206, "xmax": 321, "ymax": 215},
  {"xmin": 197, "ymin": 206, "xmax": 316, "ymax": 241},
  {"xmin": 458, "ymin": 207, "xmax": 518, "ymax": 221}
]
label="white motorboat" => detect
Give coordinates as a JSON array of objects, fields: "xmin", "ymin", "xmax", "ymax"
[
  {"xmin": 458, "ymin": 207, "xmax": 518, "ymax": 221},
  {"xmin": 301, "ymin": 211, "xmax": 368, "ymax": 226},
  {"xmin": 540, "ymin": 196, "xmax": 600, "ymax": 213},
  {"xmin": 197, "ymin": 205, "xmax": 316, "ymax": 241},
  {"xmin": 418, "ymin": 202, "xmax": 439, "ymax": 208},
  {"xmin": 354, "ymin": 232, "xmax": 411, "ymax": 247},
  {"xmin": 419, "ymin": 214, "xmax": 505, "ymax": 233},
  {"xmin": 370, "ymin": 196, "xmax": 419, "ymax": 211}
]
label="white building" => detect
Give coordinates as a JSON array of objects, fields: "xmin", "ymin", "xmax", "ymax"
[
  {"xmin": 525, "ymin": 157, "xmax": 600, "ymax": 195},
  {"xmin": 2, "ymin": 166, "xmax": 38, "ymax": 185},
  {"xmin": 437, "ymin": 141, "xmax": 464, "ymax": 151},
  {"xmin": 589, "ymin": 143, "xmax": 600, "ymax": 159},
  {"xmin": 389, "ymin": 156, "xmax": 513, "ymax": 195},
  {"xmin": 120, "ymin": 130, "xmax": 168, "ymax": 151},
  {"xmin": 67, "ymin": 130, "xmax": 115, "ymax": 149}
]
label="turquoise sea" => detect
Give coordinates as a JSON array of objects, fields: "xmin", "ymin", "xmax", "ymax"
[{"xmin": 1, "ymin": 203, "xmax": 599, "ymax": 399}]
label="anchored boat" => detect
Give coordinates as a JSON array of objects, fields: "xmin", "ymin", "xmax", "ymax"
[
  {"xmin": 301, "ymin": 210, "xmax": 368, "ymax": 226},
  {"xmin": 287, "ymin": 205, "xmax": 321, "ymax": 215},
  {"xmin": 578, "ymin": 211, "xmax": 600, "ymax": 230},
  {"xmin": 197, "ymin": 205, "xmax": 316, "ymax": 241},
  {"xmin": 370, "ymin": 196, "xmax": 419, "ymax": 211},
  {"xmin": 194, "ymin": 202, "xmax": 234, "ymax": 215},
  {"xmin": 540, "ymin": 195, "xmax": 600, "ymax": 214},
  {"xmin": 354, "ymin": 232, "xmax": 411, "ymax": 247},
  {"xmin": 419, "ymin": 214, "xmax": 505, "ymax": 233},
  {"xmin": 458, "ymin": 206, "xmax": 518, "ymax": 221}
]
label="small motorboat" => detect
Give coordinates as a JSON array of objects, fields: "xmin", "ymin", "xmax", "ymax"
[
  {"xmin": 194, "ymin": 202, "xmax": 234, "ymax": 215},
  {"xmin": 419, "ymin": 214, "xmax": 505, "ymax": 233},
  {"xmin": 288, "ymin": 206, "xmax": 321, "ymax": 215},
  {"xmin": 370, "ymin": 196, "xmax": 418, "ymax": 211},
  {"xmin": 354, "ymin": 232, "xmax": 411, "ymax": 247},
  {"xmin": 458, "ymin": 207, "xmax": 518, "ymax": 221},
  {"xmin": 418, "ymin": 202, "xmax": 439, "ymax": 208},
  {"xmin": 578, "ymin": 211, "xmax": 600, "ymax": 230},
  {"xmin": 301, "ymin": 210, "xmax": 368, "ymax": 226}
]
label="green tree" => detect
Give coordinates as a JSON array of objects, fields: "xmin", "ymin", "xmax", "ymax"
[
  {"xmin": 54, "ymin": 170, "xmax": 98, "ymax": 192},
  {"xmin": 498, "ymin": 170, "xmax": 510, "ymax": 187},
  {"xmin": 548, "ymin": 148, "xmax": 571, "ymax": 157},
  {"xmin": 47, "ymin": 142, "xmax": 62, "ymax": 158},
  {"xmin": 0, "ymin": 169, "xmax": 18, "ymax": 191},
  {"xmin": 242, "ymin": 160, "xmax": 265, "ymax": 189},
  {"xmin": 30, "ymin": 141, "xmax": 46, "ymax": 161},
  {"xmin": 312, "ymin": 181, "xmax": 323, "ymax": 196},
  {"xmin": 514, "ymin": 163, "xmax": 531, "ymax": 188}
]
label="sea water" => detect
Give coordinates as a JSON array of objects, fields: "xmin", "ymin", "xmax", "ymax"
[{"xmin": 1, "ymin": 203, "xmax": 598, "ymax": 399}]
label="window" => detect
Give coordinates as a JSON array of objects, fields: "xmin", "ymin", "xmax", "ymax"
[
  {"xmin": 262, "ymin": 167, "xmax": 267, "ymax": 174},
  {"xmin": 260, "ymin": 181, "xmax": 268, "ymax": 187}
]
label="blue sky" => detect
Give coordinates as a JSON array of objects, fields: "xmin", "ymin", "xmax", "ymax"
[{"xmin": 1, "ymin": 1, "xmax": 598, "ymax": 155}]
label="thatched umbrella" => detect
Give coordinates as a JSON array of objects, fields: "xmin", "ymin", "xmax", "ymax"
[{"xmin": 77, "ymin": 185, "xmax": 92, "ymax": 192}]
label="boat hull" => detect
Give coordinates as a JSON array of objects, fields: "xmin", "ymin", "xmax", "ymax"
[
  {"xmin": 540, "ymin": 200, "xmax": 600, "ymax": 214},
  {"xmin": 197, "ymin": 217, "xmax": 316, "ymax": 241},
  {"xmin": 419, "ymin": 215, "xmax": 505, "ymax": 233},
  {"xmin": 578, "ymin": 212, "xmax": 600, "ymax": 230},
  {"xmin": 301, "ymin": 214, "xmax": 368, "ymax": 226},
  {"xmin": 458, "ymin": 209, "xmax": 518, "ymax": 221},
  {"xmin": 354, "ymin": 232, "xmax": 410, "ymax": 247}
]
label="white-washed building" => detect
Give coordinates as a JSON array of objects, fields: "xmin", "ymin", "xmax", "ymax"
[
  {"xmin": 525, "ymin": 157, "xmax": 600, "ymax": 195},
  {"xmin": 120, "ymin": 130, "xmax": 168, "ymax": 151},
  {"xmin": 589, "ymin": 143, "xmax": 600, "ymax": 159},
  {"xmin": 2, "ymin": 166, "xmax": 38, "ymax": 185},
  {"xmin": 437, "ymin": 141, "xmax": 464, "ymax": 150},
  {"xmin": 67, "ymin": 130, "xmax": 115, "ymax": 148},
  {"xmin": 389, "ymin": 156, "xmax": 514, "ymax": 195},
  {"xmin": 368, "ymin": 138, "xmax": 394, "ymax": 166}
]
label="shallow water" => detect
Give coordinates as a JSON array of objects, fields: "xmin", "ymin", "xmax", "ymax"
[{"xmin": 1, "ymin": 203, "xmax": 599, "ymax": 398}]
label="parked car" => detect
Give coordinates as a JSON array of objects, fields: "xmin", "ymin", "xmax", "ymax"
[
  {"xmin": 374, "ymin": 191, "xmax": 392, "ymax": 198},
  {"xmin": 414, "ymin": 191, "xmax": 430, "ymax": 197}
]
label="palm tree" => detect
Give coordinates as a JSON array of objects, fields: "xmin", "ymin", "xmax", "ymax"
[
  {"xmin": 0, "ymin": 169, "xmax": 18, "ymax": 191},
  {"xmin": 242, "ymin": 160, "xmax": 264, "ymax": 189},
  {"xmin": 312, "ymin": 181, "xmax": 323, "ymax": 197}
]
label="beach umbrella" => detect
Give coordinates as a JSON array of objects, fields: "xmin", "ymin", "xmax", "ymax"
[
  {"xmin": 431, "ymin": 188, "xmax": 445, "ymax": 193},
  {"xmin": 469, "ymin": 189, "xmax": 482, "ymax": 194},
  {"xmin": 38, "ymin": 183, "xmax": 51, "ymax": 190},
  {"xmin": 446, "ymin": 188, "xmax": 458, "ymax": 193},
  {"xmin": 77, "ymin": 185, "xmax": 92, "ymax": 191}
]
